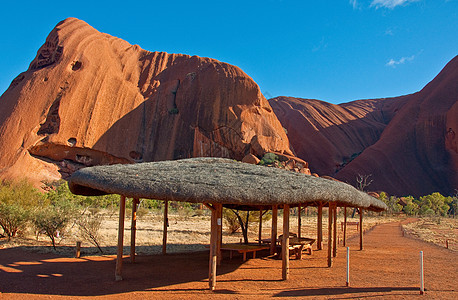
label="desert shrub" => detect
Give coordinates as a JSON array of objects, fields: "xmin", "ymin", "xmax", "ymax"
[
  {"xmin": 46, "ymin": 180, "xmax": 120, "ymax": 209},
  {"xmin": 420, "ymin": 208, "xmax": 435, "ymax": 217},
  {"xmin": 418, "ymin": 192, "xmax": 452, "ymax": 217},
  {"xmin": 0, "ymin": 180, "xmax": 44, "ymax": 239},
  {"xmin": 33, "ymin": 199, "xmax": 79, "ymax": 250},
  {"xmin": 379, "ymin": 193, "xmax": 402, "ymax": 215},
  {"xmin": 0, "ymin": 204, "xmax": 30, "ymax": 239},
  {"xmin": 223, "ymin": 208, "xmax": 272, "ymax": 244},
  {"xmin": 223, "ymin": 209, "xmax": 240, "ymax": 234},
  {"xmin": 176, "ymin": 204, "xmax": 193, "ymax": 220},
  {"xmin": 77, "ymin": 209, "xmax": 104, "ymax": 253},
  {"xmin": 258, "ymin": 152, "xmax": 279, "ymax": 166},
  {"xmin": 168, "ymin": 108, "xmax": 179, "ymax": 115},
  {"xmin": 449, "ymin": 192, "xmax": 457, "ymax": 217},
  {"xmin": 135, "ymin": 206, "xmax": 149, "ymax": 218},
  {"xmin": 402, "ymin": 196, "xmax": 419, "ymax": 216},
  {"xmin": 140, "ymin": 199, "xmax": 162, "ymax": 210}
]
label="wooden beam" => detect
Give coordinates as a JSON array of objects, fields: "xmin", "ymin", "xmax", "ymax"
[
  {"xmin": 217, "ymin": 204, "xmax": 223, "ymax": 265},
  {"xmin": 162, "ymin": 200, "xmax": 168, "ymax": 255},
  {"xmin": 360, "ymin": 208, "xmax": 364, "ymax": 251},
  {"xmin": 270, "ymin": 205, "xmax": 278, "ymax": 255},
  {"xmin": 209, "ymin": 203, "xmax": 218, "ymax": 290},
  {"xmin": 130, "ymin": 198, "xmax": 139, "ymax": 263},
  {"xmin": 333, "ymin": 205, "xmax": 337, "ymax": 258},
  {"xmin": 204, "ymin": 203, "xmax": 215, "ymax": 210},
  {"xmin": 258, "ymin": 209, "xmax": 263, "ymax": 244},
  {"xmin": 327, "ymin": 203, "xmax": 333, "ymax": 267},
  {"xmin": 115, "ymin": 195, "xmax": 126, "ymax": 281},
  {"xmin": 317, "ymin": 203, "xmax": 323, "ymax": 250},
  {"xmin": 343, "ymin": 206, "xmax": 347, "ymax": 247},
  {"xmin": 297, "ymin": 205, "xmax": 302, "ymax": 239},
  {"xmin": 282, "ymin": 205, "xmax": 290, "ymax": 280}
]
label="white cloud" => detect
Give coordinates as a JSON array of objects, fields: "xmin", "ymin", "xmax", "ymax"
[
  {"xmin": 371, "ymin": 0, "xmax": 419, "ymax": 9},
  {"xmin": 349, "ymin": 0, "xmax": 359, "ymax": 9},
  {"xmin": 386, "ymin": 55, "xmax": 415, "ymax": 67},
  {"xmin": 384, "ymin": 29, "xmax": 394, "ymax": 36}
]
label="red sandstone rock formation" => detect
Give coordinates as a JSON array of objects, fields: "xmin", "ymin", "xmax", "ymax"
[
  {"xmin": 0, "ymin": 18, "xmax": 293, "ymax": 184},
  {"xmin": 270, "ymin": 56, "xmax": 458, "ymax": 197}
]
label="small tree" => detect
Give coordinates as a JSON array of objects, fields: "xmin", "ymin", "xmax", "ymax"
[
  {"xmin": 0, "ymin": 180, "xmax": 44, "ymax": 240},
  {"xmin": 223, "ymin": 208, "xmax": 241, "ymax": 234},
  {"xmin": 351, "ymin": 174, "xmax": 373, "ymax": 217},
  {"xmin": 33, "ymin": 200, "xmax": 78, "ymax": 250},
  {"xmin": 0, "ymin": 203, "xmax": 30, "ymax": 239},
  {"xmin": 449, "ymin": 190, "xmax": 458, "ymax": 217},
  {"xmin": 223, "ymin": 209, "xmax": 270, "ymax": 244},
  {"xmin": 77, "ymin": 209, "xmax": 104, "ymax": 253},
  {"xmin": 356, "ymin": 174, "xmax": 373, "ymax": 192},
  {"xmin": 402, "ymin": 196, "xmax": 419, "ymax": 216},
  {"xmin": 379, "ymin": 192, "xmax": 402, "ymax": 215},
  {"xmin": 418, "ymin": 192, "xmax": 451, "ymax": 216}
]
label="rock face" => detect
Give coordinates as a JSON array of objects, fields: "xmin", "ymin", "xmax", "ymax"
[
  {"xmin": 0, "ymin": 18, "xmax": 292, "ymax": 183},
  {"xmin": 270, "ymin": 56, "xmax": 458, "ymax": 197}
]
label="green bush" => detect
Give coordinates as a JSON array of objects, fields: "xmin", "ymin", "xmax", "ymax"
[
  {"xmin": 168, "ymin": 108, "xmax": 179, "ymax": 115},
  {"xmin": 402, "ymin": 196, "xmax": 419, "ymax": 216},
  {"xmin": 258, "ymin": 152, "xmax": 279, "ymax": 166},
  {"xmin": 0, "ymin": 203, "xmax": 30, "ymax": 239},
  {"xmin": 418, "ymin": 192, "xmax": 452, "ymax": 217},
  {"xmin": 0, "ymin": 180, "xmax": 44, "ymax": 239},
  {"xmin": 379, "ymin": 192, "xmax": 402, "ymax": 215},
  {"xmin": 33, "ymin": 199, "xmax": 78, "ymax": 250}
]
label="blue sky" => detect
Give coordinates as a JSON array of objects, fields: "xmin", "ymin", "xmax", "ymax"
[{"xmin": 0, "ymin": 0, "xmax": 456, "ymax": 104}]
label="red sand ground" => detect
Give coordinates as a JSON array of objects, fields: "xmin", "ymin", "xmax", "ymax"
[{"xmin": 0, "ymin": 219, "xmax": 456, "ymax": 299}]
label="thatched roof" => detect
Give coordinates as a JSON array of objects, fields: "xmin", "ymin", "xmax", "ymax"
[{"xmin": 68, "ymin": 158, "xmax": 387, "ymax": 212}]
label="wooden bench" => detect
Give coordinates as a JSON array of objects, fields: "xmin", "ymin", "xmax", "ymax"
[
  {"xmin": 341, "ymin": 221, "xmax": 359, "ymax": 231},
  {"xmin": 220, "ymin": 244, "xmax": 270, "ymax": 261},
  {"xmin": 279, "ymin": 237, "xmax": 315, "ymax": 259}
]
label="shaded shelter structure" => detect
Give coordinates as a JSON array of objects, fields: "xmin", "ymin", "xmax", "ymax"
[{"xmin": 69, "ymin": 157, "xmax": 387, "ymax": 290}]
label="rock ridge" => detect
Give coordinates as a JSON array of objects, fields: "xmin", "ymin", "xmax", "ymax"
[{"xmin": 0, "ymin": 18, "xmax": 293, "ymax": 184}]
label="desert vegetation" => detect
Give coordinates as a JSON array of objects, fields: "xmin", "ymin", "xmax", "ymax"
[
  {"xmin": 378, "ymin": 191, "xmax": 457, "ymax": 217},
  {"xmin": 1, "ymin": 180, "xmax": 457, "ymax": 255}
]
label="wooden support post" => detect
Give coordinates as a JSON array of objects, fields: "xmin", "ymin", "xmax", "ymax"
[
  {"xmin": 258, "ymin": 209, "xmax": 263, "ymax": 244},
  {"xmin": 115, "ymin": 195, "xmax": 126, "ymax": 281},
  {"xmin": 420, "ymin": 251, "xmax": 424, "ymax": 295},
  {"xmin": 298, "ymin": 205, "xmax": 302, "ymax": 239},
  {"xmin": 271, "ymin": 205, "xmax": 278, "ymax": 255},
  {"xmin": 130, "ymin": 198, "xmax": 139, "ymax": 263},
  {"xmin": 75, "ymin": 241, "xmax": 81, "ymax": 258},
  {"xmin": 327, "ymin": 203, "xmax": 334, "ymax": 267},
  {"xmin": 359, "ymin": 208, "xmax": 364, "ymax": 251},
  {"xmin": 343, "ymin": 206, "xmax": 347, "ymax": 247},
  {"xmin": 317, "ymin": 203, "xmax": 323, "ymax": 250},
  {"xmin": 209, "ymin": 203, "xmax": 218, "ymax": 290},
  {"xmin": 282, "ymin": 205, "xmax": 290, "ymax": 280},
  {"xmin": 162, "ymin": 200, "xmax": 169, "ymax": 255},
  {"xmin": 346, "ymin": 247, "xmax": 350, "ymax": 287},
  {"xmin": 217, "ymin": 204, "xmax": 223, "ymax": 265},
  {"xmin": 333, "ymin": 205, "xmax": 337, "ymax": 257}
]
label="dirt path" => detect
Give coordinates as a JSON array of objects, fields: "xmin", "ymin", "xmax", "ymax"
[{"xmin": 0, "ymin": 219, "xmax": 456, "ymax": 299}]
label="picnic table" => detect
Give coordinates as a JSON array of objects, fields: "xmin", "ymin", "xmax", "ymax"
[
  {"xmin": 220, "ymin": 243, "xmax": 270, "ymax": 261},
  {"xmin": 260, "ymin": 236, "xmax": 315, "ymax": 259},
  {"xmin": 288, "ymin": 237, "xmax": 315, "ymax": 259}
]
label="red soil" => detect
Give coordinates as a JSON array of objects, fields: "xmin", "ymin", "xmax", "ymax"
[{"xmin": 0, "ymin": 219, "xmax": 456, "ymax": 299}]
